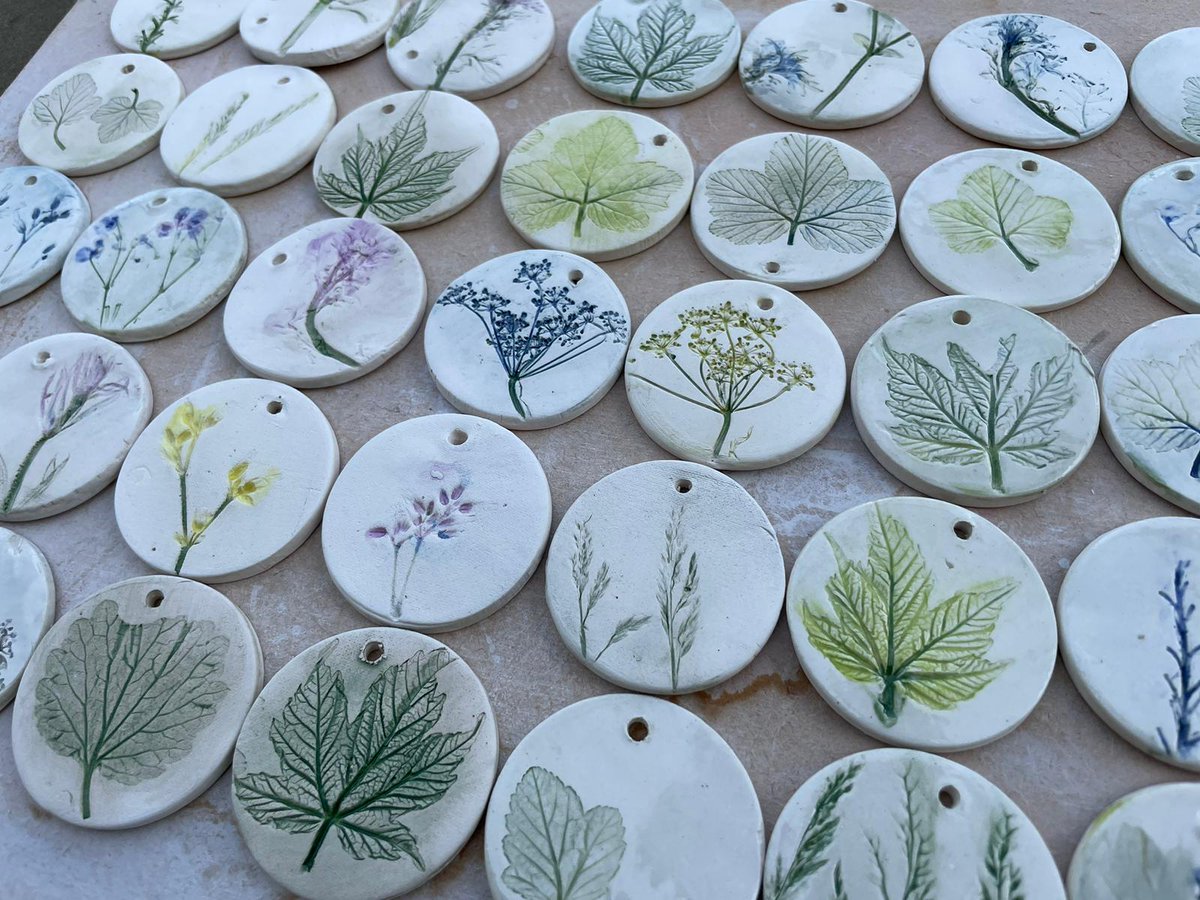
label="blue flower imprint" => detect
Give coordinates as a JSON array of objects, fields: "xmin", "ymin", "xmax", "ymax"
[
  {"xmin": 1158, "ymin": 560, "xmax": 1200, "ymax": 760},
  {"xmin": 0, "ymin": 188, "xmax": 76, "ymax": 286},
  {"xmin": 743, "ymin": 40, "xmax": 819, "ymax": 93},
  {"xmin": 1162, "ymin": 201, "xmax": 1200, "ymax": 259}
]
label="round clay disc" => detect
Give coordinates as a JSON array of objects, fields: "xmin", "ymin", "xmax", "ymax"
[
  {"xmin": 313, "ymin": 91, "xmax": 498, "ymax": 230},
  {"xmin": 929, "ymin": 14, "xmax": 1127, "ymax": 150},
  {"xmin": 18, "ymin": 53, "xmax": 184, "ymax": 177},
  {"xmin": 1100, "ymin": 316, "xmax": 1200, "ymax": 516},
  {"xmin": 899, "ymin": 148, "xmax": 1119, "ymax": 312},
  {"xmin": 852, "ymin": 295, "xmax": 1099, "ymax": 506},
  {"xmin": 787, "ymin": 496, "xmax": 1057, "ymax": 751},
  {"xmin": 765, "ymin": 748, "xmax": 1064, "ymax": 900},
  {"xmin": 1120, "ymin": 160, "xmax": 1200, "ymax": 314},
  {"xmin": 740, "ymin": 0, "xmax": 923, "ymax": 129},
  {"xmin": 114, "ymin": 378, "xmax": 339, "ymax": 583},
  {"xmin": 240, "ymin": 0, "xmax": 397, "ymax": 66},
  {"xmin": 500, "ymin": 110, "xmax": 694, "ymax": 262},
  {"xmin": 0, "ymin": 333, "xmax": 152, "ymax": 522},
  {"xmin": 386, "ymin": 0, "xmax": 555, "ymax": 99},
  {"xmin": 484, "ymin": 693, "xmax": 764, "ymax": 899},
  {"xmin": 231, "ymin": 627, "xmax": 498, "ymax": 900},
  {"xmin": 11, "ymin": 575, "xmax": 263, "ymax": 830},
  {"xmin": 110, "ymin": 0, "xmax": 247, "ymax": 59},
  {"xmin": 567, "ymin": 0, "xmax": 740, "ymax": 108},
  {"xmin": 160, "ymin": 65, "xmax": 336, "ymax": 197},
  {"xmin": 321, "ymin": 414, "xmax": 551, "ymax": 632},
  {"xmin": 61, "ymin": 187, "xmax": 248, "ymax": 342},
  {"xmin": 0, "ymin": 528, "xmax": 55, "ymax": 710},
  {"xmin": 1068, "ymin": 782, "xmax": 1200, "ymax": 900},
  {"xmin": 0, "ymin": 166, "xmax": 90, "ymax": 308},
  {"xmin": 626, "ymin": 280, "xmax": 845, "ymax": 470},
  {"xmin": 425, "ymin": 250, "xmax": 630, "ymax": 429},
  {"xmin": 691, "ymin": 132, "xmax": 895, "ymax": 289},
  {"xmin": 545, "ymin": 460, "xmax": 784, "ymax": 695},
  {"xmin": 1130, "ymin": 27, "xmax": 1200, "ymax": 156},
  {"xmin": 1059, "ymin": 518, "xmax": 1200, "ymax": 772},
  {"xmin": 223, "ymin": 218, "xmax": 426, "ymax": 388}
]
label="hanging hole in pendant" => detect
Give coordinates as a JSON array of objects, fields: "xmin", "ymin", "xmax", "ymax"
[
  {"xmin": 952, "ymin": 310, "xmax": 971, "ymax": 326},
  {"xmin": 406, "ymin": 49, "xmax": 419, "ymax": 59},
  {"xmin": 23, "ymin": 175, "xmax": 37, "ymax": 186},
  {"xmin": 953, "ymin": 521, "xmax": 973, "ymax": 540},
  {"xmin": 764, "ymin": 262, "xmax": 780, "ymax": 275},
  {"xmin": 257, "ymin": 17, "xmax": 268, "ymax": 25},
  {"xmin": 449, "ymin": 428, "xmax": 468, "ymax": 446},
  {"xmin": 1021, "ymin": 159, "xmax": 1038, "ymax": 173},
  {"xmin": 938, "ymin": 786, "xmax": 960, "ymax": 809},
  {"xmin": 652, "ymin": 134, "xmax": 668, "ymax": 147},
  {"xmin": 277, "ymin": 76, "xmax": 290, "ymax": 85},
  {"xmin": 833, "ymin": 2, "xmax": 848, "ymax": 11},
  {"xmin": 35, "ymin": 350, "xmax": 51, "ymax": 365},
  {"xmin": 267, "ymin": 400, "xmax": 283, "ymax": 414},
  {"xmin": 1176, "ymin": 169, "xmax": 1195, "ymax": 181},
  {"xmin": 121, "ymin": 64, "xmax": 136, "ymax": 74},
  {"xmin": 271, "ymin": 253, "xmax": 287, "ymax": 266},
  {"xmin": 382, "ymin": 104, "xmax": 396, "ymax": 115},
  {"xmin": 675, "ymin": 478, "xmax": 692, "ymax": 494},
  {"xmin": 361, "ymin": 640, "xmax": 386, "ymax": 664},
  {"xmin": 627, "ymin": 718, "xmax": 649, "ymax": 741},
  {"xmin": 757, "ymin": 296, "xmax": 775, "ymax": 309},
  {"xmin": 146, "ymin": 590, "xmax": 165, "ymax": 608},
  {"xmin": 152, "ymin": 196, "xmax": 168, "ymax": 207},
  {"xmin": 568, "ymin": 269, "xmax": 583, "ymax": 284},
  {"xmin": 1083, "ymin": 41, "xmax": 1096, "ymax": 52}
]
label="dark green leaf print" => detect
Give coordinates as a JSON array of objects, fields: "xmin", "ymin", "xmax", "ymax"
[{"xmin": 766, "ymin": 761, "xmax": 861, "ymax": 900}]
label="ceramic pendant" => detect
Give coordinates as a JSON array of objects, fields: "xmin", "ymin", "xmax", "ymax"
[
  {"xmin": 11, "ymin": 574, "xmax": 263, "ymax": 829},
  {"xmin": 567, "ymin": 0, "xmax": 740, "ymax": 108},
  {"xmin": 484, "ymin": 694, "xmax": 764, "ymax": 899},
  {"xmin": 787, "ymin": 497, "xmax": 1056, "ymax": 751},
  {"xmin": 740, "ymin": 0, "xmax": 923, "ymax": 129},
  {"xmin": 1100, "ymin": 316, "xmax": 1200, "ymax": 516},
  {"xmin": 313, "ymin": 91, "xmax": 498, "ymax": 230},
  {"xmin": 321, "ymin": 414, "xmax": 551, "ymax": 632},
  {"xmin": 160, "ymin": 65, "xmax": 336, "ymax": 197},
  {"xmin": 1131, "ymin": 28, "xmax": 1200, "ymax": 156},
  {"xmin": 18, "ymin": 54, "xmax": 184, "ymax": 176},
  {"xmin": 853, "ymin": 296, "xmax": 1099, "ymax": 506},
  {"xmin": 500, "ymin": 111, "xmax": 694, "ymax": 261},
  {"xmin": 240, "ymin": 0, "xmax": 398, "ymax": 66},
  {"xmin": 1068, "ymin": 783, "xmax": 1200, "ymax": 900},
  {"xmin": 1120, "ymin": 160, "xmax": 1200, "ymax": 314},
  {"xmin": 691, "ymin": 133, "xmax": 895, "ymax": 289},
  {"xmin": 425, "ymin": 251, "xmax": 629, "ymax": 429},
  {"xmin": 386, "ymin": 0, "xmax": 555, "ymax": 99},
  {"xmin": 0, "ymin": 333, "xmax": 152, "ymax": 522},
  {"xmin": 0, "ymin": 529, "xmax": 55, "ymax": 710},
  {"xmin": 114, "ymin": 379, "xmax": 339, "ymax": 583},
  {"xmin": 765, "ymin": 748, "xmax": 1064, "ymax": 900},
  {"xmin": 61, "ymin": 188, "xmax": 248, "ymax": 342},
  {"xmin": 0, "ymin": 166, "xmax": 89, "ymax": 308},
  {"xmin": 626, "ymin": 280, "xmax": 845, "ymax": 470},
  {"xmin": 224, "ymin": 218, "xmax": 425, "ymax": 389},
  {"xmin": 545, "ymin": 460, "xmax": 784, "ymax": 695},
  {"xmin": 899, "ymin": 148, "xmax": 1119, "ymax": 312},
  {"xmin": 232, "ymin": 628, "xmax": 497, "ymax": 900},
  {"xmin": 929, "ymin": 14, "xmax": 1127, "ymax": 149},
  {"xmin": 110, "ymin": 0, "xmax": 248, "ymax": 59}
]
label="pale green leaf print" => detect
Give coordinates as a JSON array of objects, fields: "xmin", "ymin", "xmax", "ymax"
[
  {"xmin": 980, "ymin": 811, "xmax": 1025, "ymax": 900},
  {"xmin": 34, "ymin": 598, "xmax": 230, "ymax": 820},
  {"xmin": 387, "ymin": 0, "xmax": 449, "ymax": 46},
  {"xmin": 706, "ymin": 133, "xmax": 893, "ymax": 250},
  {"xmin": 91, "ymin": 89, "xmax": 163, "ymax": 143},
  {"xmin": 502, "ymin": 115, "xmax": 684, "ymax": 239},
  {"xmin": 501, "ymin": 765, "xmax": 625, "ymax": 900},
  {"xmin": 883, "ymin": 333, "xmax": 1078, "ymax": 493},
  {"xmin": 234, "ymin": 645, "xmax": 482, "ymax": 872},
  {"xmin": 31, "ymin": 73, "xmax": 101, "ymax": 151},
  {"xmin": 1076, "ymin": 824, "xmax": 1197, "ymax": 900},
  {"xmin": 575, "ymin": 0, "xmax": 731, "ymax": 104},
  {"xmin": 929, "ymin": 165, "xmax": 1073, "ymax": 272},
  {"xmin": 1183, "ymin": 77, "xmax": 1200, "ymax": 140},
  {"xmin": 178, "ymin": 92, "xmax": 319, "ymax": 175},
  {"xmin": 863, "ymin": 763, "xmax": 938, "ymax": 900},
  {"xmin": 1109, "ymin": 342, "xmax": 1200, "ymax": 479},
  {"xmin": 800, "ymin": 506, "xmax": 1015, "ymax": 726}
]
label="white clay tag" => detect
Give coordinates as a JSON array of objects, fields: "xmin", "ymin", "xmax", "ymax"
[
  {"xmin": 240, "ymin": 0, "xmax": 399, "ymax": 66},
  {"xmin": 0, "ymin": 529, "xmax": 55, "ymax": 710},
  {"xmin": 1130, "ymin": 27, "xmax": 1200, "ymax": 156},
  {"xmin": 111, "ymin": 0, "xmax": 248, "ymax": 59},
  {"xmin": 1120, "ymin": 159, "xmax": 1200, "ymax": 314},
  {"xmin": 0, "ymin": 166, "xmax": 89, "ymax": 308}
]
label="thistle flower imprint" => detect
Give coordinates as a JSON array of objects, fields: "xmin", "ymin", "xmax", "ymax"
[
  {"xmin": 743, "ymin": 40, "xmax": 819, "ymax": 94},
  {"xmin": 0, "ymin": 189, "xmax": 75, "ymax": 285}
]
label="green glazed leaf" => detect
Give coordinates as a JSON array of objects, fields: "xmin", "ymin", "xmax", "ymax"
[
  {"xmin": 31, "ymin": 73, "xmax": 102, "ymax": 150},
  {"xmin": 980, "ymin": 811, "xmax": 1026, "ymax": 900},
  {"xmin": 1109, "ymin": 342, "xmax": 1200, "ymax": 478},
  {"xmin": 765, "ymin": 762, "xmax": 861, "ymax": 900},
  {"xmin": 1076, "ymin": 823, "xmax": 1196, "ymax": 900},
  {"xmin": 91, "ymin": 90, "xmax": 163, "ymax": 144},
  {"xmin": 1184, "ymin": 77, "xmax": 1200, "ymax": 140}
]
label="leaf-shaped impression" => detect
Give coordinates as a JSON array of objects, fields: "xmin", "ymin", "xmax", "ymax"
[
  {"xmin": 1076, "ymin": 823, "xmax": 1197, "ymax": 900},
  {"xmin": 501, "ymin": 765, "xmax": 625, "ymax": 900},
  {"xmin": 91, "ymin": 89, "xmax": 164, "ymax": 144},
  {"xmin": 1109, "ymin": 341, "xmax": 1200, "ymax": 478},
  {"xmin": 1184, "ymin": 76, "xmax": 1200, "ymax": 140},
  {"xmin": 31, "ymin": 73, "xmax": 102, "ymax": 151}
]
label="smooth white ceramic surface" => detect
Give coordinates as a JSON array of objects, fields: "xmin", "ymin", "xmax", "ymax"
[
  {"xmin": 1130, "ymin": 27, "xmax": 1200, "ymax": 156},
  {"xmin": 322, "ymin": 414, "xmax": 551, "ymax": 632},
  {"xmin": 0, "ymin": 166, "xmax": 89, "ymax": 308},
  {"xmin": 0, "ymin": 332, "xmax": 152, "ymax": 522},
  {"xmin": 739, "ymin": 0, "xmax": 924, "ymax": 129},
  {"xmin": 110, "ymin": 0, "xmax": 248, "ymax": 58},
  {"xmin": 929, "ymin": 14, "xmax": 1127, "ymax": 149},
  {"xmin": 18, "ymin": 53, "xmax": 184, "ymax": 176},
  {"xmin": 425, "ymin": 250, "xmax": 629, "ymax": 429},
  {"xmin": 1120, "ymin": 159, "xmax": 1200, "ymax": 314},
  {"xmin": 483, "ymin": 693, "xmax": 765, "ymax": 899},
  {"xmin": 691, "ymin": 132, "xmax": 895, "ymax": 289},
  {"xmin": 114, "ymin": 378, "xmax": 339, "ymax": 583},
  {"xmin": 900, "ymin": 148, "xmax": 1120, "ymax": 312},
  {"xmin": 626, "ymin": 280, "xmax": 845, "ymax": 470},
  {"xmin": 223, "ymin": 218, "xmax": 425, "ymax": 388},
  {"xmin": 231, "ymin": 627, "xmax": 498, "ymax": 900},
  {"xmin": 240, "ymin": 0, "xmax": 399, "ymax": 66},
  {"xmin": 0, "ymin": 529, "xmax": 55, "ymax": 710},
  {"xmin": 159, "ymin": 65, "xmax": 336, "ymax": 197},
  {"xmin": 11, "ymin": 575, "xmax": 263, "ymax": 830}
]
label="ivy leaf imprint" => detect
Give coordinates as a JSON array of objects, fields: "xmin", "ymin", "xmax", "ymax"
[
  {"xmin": 31, "ymin": 73, "xmax": 102, "ymax": 151},
  {"xmin": 1109, "ymin": 342, "xmax": 1200, "ymax": 479},
  {"xmin": 91, "ymin": 89, "xmax": 164, "ymax": 144},
  {"xmin": 1184, "ymin": 76, "xmax": 1200, "ymax": 141}
]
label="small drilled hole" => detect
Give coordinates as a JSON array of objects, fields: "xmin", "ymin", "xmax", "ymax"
[
  {"xmin": 938, "ymin": 786, "xmax": 960, "ymax": 809},
  {"xmin": 146, "ymin": 590, "xmax": 165, "ymax": 608},
  {"xmin": 953, "ymin": 521, "xmax": 973, "ymax": 540},
  {"xmin": 152, "ymin": 196, "xmax": 168, "ymax": 207},
  {"xmin": 1021, "ymin": 159, "xmax": 1038, "ymax": 173},
  {"xmin": 1176, "ymin": 169, "xmax": 1195, "ymax": 181},
  {"xmin": 121, "ymin": 64, "xmax": 136, "ymax": 74},
  {"xmin": 24, "ymin": 175, "xmax": 37, "ymax": 186},
  {"xmin": 406, "ymin": 49, "xmax": 419, "ymax": 59},
  {"xmin": 627, "ymin": 718, "xmax": 649, "ymax": 741},
  {"xmin": 267, "ymin": 400, "xmax": 283, "ymax": 414},
  {"xmin": 568, "ymin": 269, "xmax": 583, "ymax": 284},
  {"xmin": 35, "ymin": 350, "xmax": 51, "ymax": 364},
  {"xmin": 272, "ymin": 253, "xmax": 287, "ymax": 266},
  {"xmin": 362, "ymin": 640, "xmax": 386, "ymax": 664},
  {"xmin": 757, "ymin": 296, "xmax": 774, "ymax": 309},
  {"xmin": 382, "ymin": 103, "xmax": 396, "ymax": 115},
  {"xmin": 833, "ymin": 2, "xmax": 847, "ymax": 10},
  {"xmin": 257, "ymin": 16, "xmax": 268, "ymax": 24},
  {"xmin": 449, "ymin": 428, "xmax": 468, "ymax": 445},
  {"xmin": 952, "ymin": 310, "xmax": 971, "ymax": 326},
  {"xmin": 764, "ymin": 262, "xmax": 780, "ymax": 275},
  {"xmin": 1083, "ymin": 41, "xmax": 1096, "ymax": 52},
  {"xmin": 675, "ymin": 478, "xmax": 692, "ymax": 494},
  {"xmin": 277, "ymin": 76, "xmax": 290, "ymax": 85},
  {"xmin": 652, "ymin": 134, "xmax": 667, "ymax": 146}
]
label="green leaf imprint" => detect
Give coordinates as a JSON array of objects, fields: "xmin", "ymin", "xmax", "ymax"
[
  {"xmin": 1109, "ymin": 341, "xmax": 1200, "ymax": 480},
  {"xmin": 501, "ymin": 765, "xmax": 625, "ymax": 900},
  {"xmin": 91, "ymin": 89, "xmax": 163, "ymax": 144},
  {"xmin": 137, "ymin": 0, "xmax": 184, "ymax": 53},
  {"xmin": 234, "ymin": 645, "xmax": 482, "ymax": 873},
  {"xmin": 575, "ymin": 0, "xmax": 731, "ymax": 104},
  {"xmin": 980, "ymin": 810, "xmax": 1025, "ymax": 900},
  {"xmin": 801, "ymin": 505, "xmax": 1015, "ymax": 727},
  {"xmin": 766, "ymin": 761, "xmax": 861, "ymax": 900},
  {"xmin": 863, "ymin": 762, "xmax": 938, "ymax": 900},
  {"xmin": 502, "ymin": 115, "xmax": 684, "ymax": 239},
  {"xmin": 706, "ymin": 133, "xmax": 893, "ymax": 250},
  {"xmin": 1076, "ymin": 823, "xmax": 1197, "ymax": 900},
  {"xmin": 929, "ymin": 165, "xmax": 1072, "ymax": 273},
  {"xmin": 31, "ymin": 73, "xmax": 101, "ymax": 151},
  {"xmin": 882, "ymin": 332, "xmax": 1078, "ymax": 494},
  {"xmin": 33, "ymin": 598, "xmax": 230, "ymax": 820},
  {"xmin": 1184, "ymin": 77, "xmax": 1200, "ymax": 140}
]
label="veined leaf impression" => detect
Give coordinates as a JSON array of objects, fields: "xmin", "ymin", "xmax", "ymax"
[{"xmin": 1185, "ymin": 76, "xmax": 1200, "ymax": 140}]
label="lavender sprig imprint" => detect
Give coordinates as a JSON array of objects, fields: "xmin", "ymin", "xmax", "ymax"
[
  {"xmin": 1157, "ymin": 560, "xmax": 1200, "ymax": 760},
  {"xmin": 0, "ymin": 190, "xmax": 74, "ymax": 283}
]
